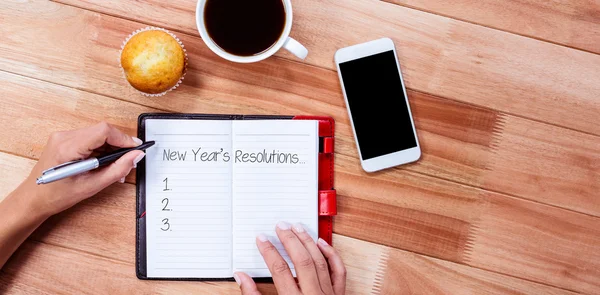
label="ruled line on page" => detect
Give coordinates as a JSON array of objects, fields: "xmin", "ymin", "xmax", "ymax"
[
  {"xmin": 155, "ymin": 267, "xmax": 231, "ymax": 270},
  {"xmin": 235, "ymin": 134, "xmax": 310, "ymax": 136},
  {"xmin": 153, "ymin": 133, "xmax": 230, "ymax": 136}
]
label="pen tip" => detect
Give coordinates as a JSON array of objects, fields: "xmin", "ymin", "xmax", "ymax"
[{"xmin": 36, "ymin": 178, "xmax": 42, "ymax": 185}]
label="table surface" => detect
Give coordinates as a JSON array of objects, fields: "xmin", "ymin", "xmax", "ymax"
[{"xmin": 1, "ymin": 0, "xmax": 599, "ymax": 294}]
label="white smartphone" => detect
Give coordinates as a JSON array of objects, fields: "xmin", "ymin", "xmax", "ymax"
[{"xmin": 335, "ymin": 38, "xmax": 421, "ymax": 172}]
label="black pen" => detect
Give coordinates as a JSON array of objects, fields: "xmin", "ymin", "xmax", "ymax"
[{"xmin": 36, "ymin": 141, "xmax": 155, "ymax": 185}]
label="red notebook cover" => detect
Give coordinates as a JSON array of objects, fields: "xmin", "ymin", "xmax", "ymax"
[
  {"xmin": 135, "ymin": 113, "xmax": 336, "ymax": 280},
  {"xmin": 292, "ymin": 115, "xmax": 336, "ymax": 245}
]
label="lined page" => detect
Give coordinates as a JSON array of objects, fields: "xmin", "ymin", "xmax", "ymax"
[
  {"xmin": 145, "ymin": 119, "xmax": 233, "ymax": 278},
  {"xmin": 231, "ymin": 120, "xmax": 319, "ymax": 277}
]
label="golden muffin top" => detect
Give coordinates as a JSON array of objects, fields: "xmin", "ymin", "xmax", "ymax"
[{"xmin": 120, "ymin": 30, "xmax": 186, "ymax": 94}]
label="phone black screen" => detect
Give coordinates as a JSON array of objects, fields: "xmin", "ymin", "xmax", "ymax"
[{"xmin": 339, "ymin": 50, "xmax": 417, "ymax": 160}]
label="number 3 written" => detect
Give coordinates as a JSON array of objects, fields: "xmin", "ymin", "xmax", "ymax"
[{"xmin": 161, "ymin": 218, "xmax": 170, "ymax": 231}]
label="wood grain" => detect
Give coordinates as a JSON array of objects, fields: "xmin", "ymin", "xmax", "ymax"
[
  {"xmin": 0, "ymin": 241, "xmax": 243, "ymax": 295},
  {"xmin": 0, "ymin": 1, "xmax": 598, "ymax": 216},
  {"xmin": 483, "ymin": 115, "xmax": 600, "ymax": 212},
  {"xmin": 385, "ymin": 0, "xmax": 600, "ymax": 54},
  {"xmin": 1, "ymin": 0, "xmax": 599, "ymax": 293},
  {"xmin": 0, "ymin": 152, "xmax": 577, "ymax": 294},
  {"xmin": 369, "ymin": 239, "xmax": 578, "ymax": 295},
  {"xmin": 333, "ymin": 157, "xmax": 600, "ymax": 293},
  {"xmin": 52, "ymin": 0, "xmax": 600, "ymax": 135},
  {"xmin": 466, "ymin": 193, "xmax": 600, "ymax": 294},
  {"xmin": 0, "ymin": 71, "xmax": 598, "ymax": 293}
]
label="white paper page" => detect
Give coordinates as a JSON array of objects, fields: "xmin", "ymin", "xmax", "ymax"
[
  {"xmin": 146, "ymin": 119, "xmax": 233, "ymax": 278},
  {"xmin": 231, "ymin": 120, "xmax": 319, "ymax": 277}
]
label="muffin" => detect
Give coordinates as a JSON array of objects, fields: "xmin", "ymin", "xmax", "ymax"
[{"xmin": 120, "ymin": 27, "xmax": 187, "ymax": 95}]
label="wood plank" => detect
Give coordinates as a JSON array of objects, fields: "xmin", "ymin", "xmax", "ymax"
[
  {"xmin": 0, "ymin": 2, "xmax": 598, "ymax": 217},
  {"xmin": 0, "ymin": 72, "xmax": 598, "ymax": 292},
  {"xmin": 482, "ymin": 115, "xmax": 600, "ymax": 211},
  {"xmin": 334, "ymin": 159, "xmax": 600, "ymax": 293},
  {"xmin": 360, "ymin": 236, "xmax": 577, "ymax": 295},
  {"xmin": 0, "ymin": 241, "xmax": 244, "ymax": 294},
  {"xmin": 51, "ymin": 0, "xmax": 600, "ymax": 135},
  {"xmin": 465, "ymin": 192, "xmax": 600, "ymax": 294},
  {"xmin": 384, "ymin": 0, "xmax": 600, "ymax": 55},
  {"xmin": 0, "ymin": 153, "xmax": 576, "ymax": 294},
  {"xmin": 334, "ymin": 181, "xmax": 600, "ymax": 293}
]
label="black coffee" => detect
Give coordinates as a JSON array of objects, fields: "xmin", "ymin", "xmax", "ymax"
[{"xmin": 204, "ymin": 0, "xmax": 286, "ymax": 56}]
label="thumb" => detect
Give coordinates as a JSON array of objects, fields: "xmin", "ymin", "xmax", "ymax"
[
  {"xmin": 80, "ymin": 150, "xmax": 145, "ymax": 192},
  {"xmin": 234, "ymin": 272, "xmax": 261, "ymax": 295}
]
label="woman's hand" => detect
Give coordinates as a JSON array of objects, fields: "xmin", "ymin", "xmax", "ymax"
[
  {"xmin": 0, "ymin": 122, "xmax": 145, "ymax": 269},
  {"xmin": 234, "ymin": 222, "xmax": 347, "ymax": 295},
  {"xmin": 19, "ymin": 122, "xmax": 145, "ymax": 217}
]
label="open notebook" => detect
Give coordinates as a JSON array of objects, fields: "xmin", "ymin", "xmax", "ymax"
[{"xmin": 137, "ymin": 116, "xmax": 319, "ymax": 279}]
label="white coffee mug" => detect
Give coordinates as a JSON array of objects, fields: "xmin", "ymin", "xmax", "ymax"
[{"xmin": 196, "ymin": 0, "xmax": 308, "ymax": 63}]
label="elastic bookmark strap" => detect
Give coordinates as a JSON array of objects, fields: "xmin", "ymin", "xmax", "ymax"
[
  {"xmin": 322, "ymin": 137, "xmax": 334, "ymax": 154},
  {"xmin": 319, "ymin": 190, "xmax": 337, "ymax": 216}
]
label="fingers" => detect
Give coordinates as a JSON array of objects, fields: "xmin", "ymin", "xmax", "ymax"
[
  {"xmin": 75, "ymin": 122, "xmax": 141, "ymax": 157},
  {"xmin": 292, "ymin": 223, "xmax": 334, "ymax": 294},
  {"xmin": 234, "ymin": 272, "xmax": 262, "ymax": 295},
  {"xmin": 275, "ymin": 222, "xmax": 321, "ymax": 294},
  {"xmin": 77, "ymin": 150, "xmax": 144, "ymax": 196},
  {"xmin": 317, "ymin": 238, "xmax": 346, "ymax": 295},
  {"xmin": 256, "ymin": 234, "xmax": 299, "ymax": 295}
]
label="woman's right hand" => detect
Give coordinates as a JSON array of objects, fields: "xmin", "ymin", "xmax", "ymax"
[
  {"xmin": 19, "ymin": 122, "xmax": 144, "ymax": 218},
  {"xmin": 234, "ymin": 222, "xmax": 346, "ymax": 295}
]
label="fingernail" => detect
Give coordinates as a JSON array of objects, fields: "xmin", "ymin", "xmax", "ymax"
[
  {"xmin": 133, "ymin": 152, "xmax": 145, "ymax": 168},
  {"xmin": 276, "ymin": 221, "xmax": 291, "ymax": 230},
  {"xmin": 132, "ymin": 137, "xmax": 143, "ymax": 146},
  {"xmin": 318, "ymin": 238, "xmax": 329, "ymax": 247},
  {"xmin": 257, "ymin": 233, "xmax": 269, "ymax": 242},
  {"xmin": 119, "ymin": 177, "xmax": 125, "ymax": 183},
  {"xmin": 293, "ymin": 223, "xmax": 305, "ymax": 233},
  {"xmin": 233, "ymin": 272, "xmax": 241, "ymax": 286}
]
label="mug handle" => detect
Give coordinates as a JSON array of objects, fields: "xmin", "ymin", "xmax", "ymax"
[{"xmin": 283, "ymin": 37, "xmax": 308, "ymax": 60}]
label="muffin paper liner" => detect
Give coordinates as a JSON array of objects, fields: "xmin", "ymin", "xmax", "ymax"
[{"xmin": 119, "ymin": 26, "xmax": 188, "ymax": 97}]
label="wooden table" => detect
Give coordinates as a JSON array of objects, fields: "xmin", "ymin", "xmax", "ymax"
[{"xmin": 1, "ymin": 0, "xmax": 599, "ymax": 294}]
